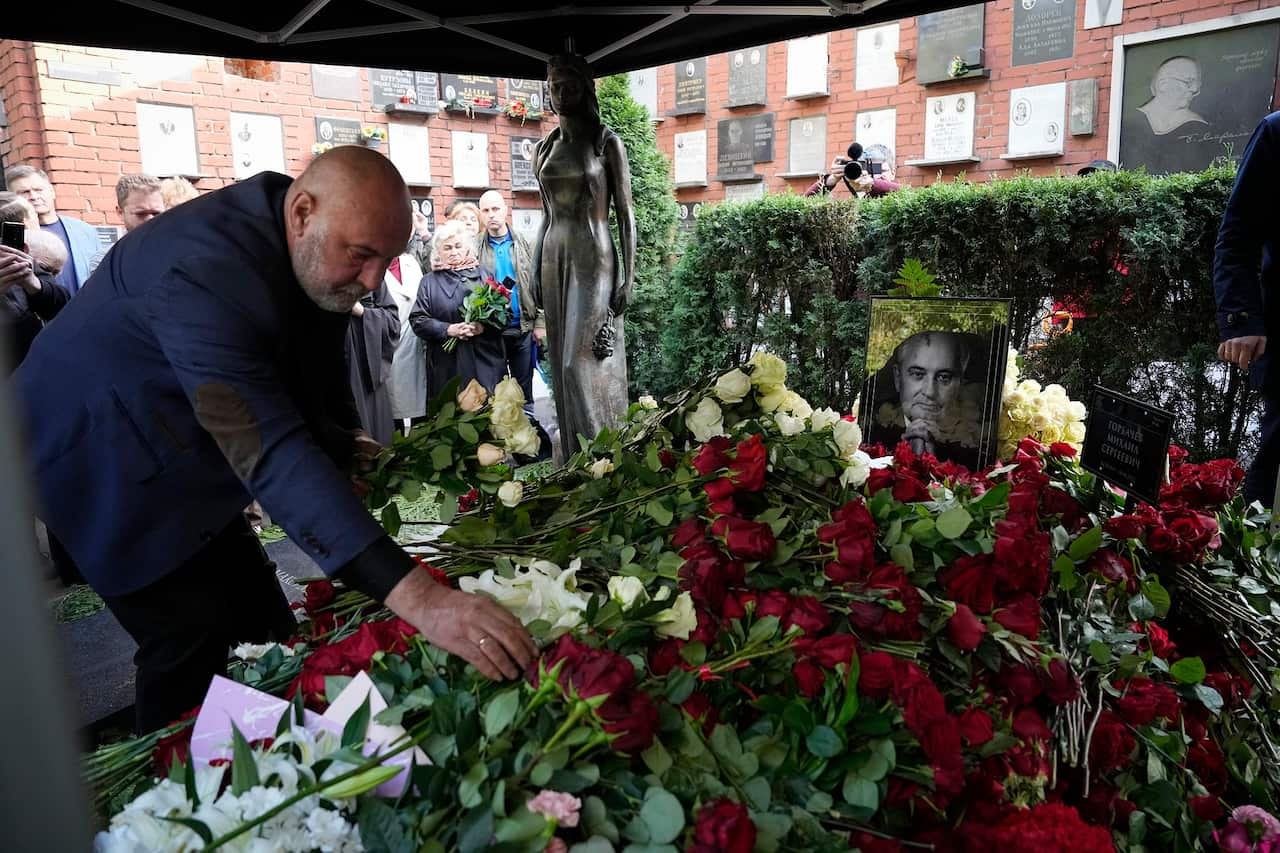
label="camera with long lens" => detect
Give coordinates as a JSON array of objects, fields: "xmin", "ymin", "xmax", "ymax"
[{"xmin": 835, "ymin": 142, "xmax": 882, "ymax": 180}]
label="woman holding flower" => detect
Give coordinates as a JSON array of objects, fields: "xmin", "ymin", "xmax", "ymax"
[{"xmin": 409, "ymin": 220, "xmax": 505, "ymax": 397}]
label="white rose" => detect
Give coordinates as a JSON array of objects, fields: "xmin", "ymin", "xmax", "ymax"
[
  {"xmin": 638, "ymin": 395, "xmax": 658, "ymax": 410},
  {"xmin": 1067, "ymin": 400, "xmax": 1087, "ymax": 421},
  {"xmin": 497, "ymin": 480, "xmax": 523, "ymax": 508},
  {"xmin": 1018, "ymin": 379, "xmax": 1042, "ymax": 395},
  {"xmin": 608, "ymin": 576, "xmax": 647, "ymax": 609},
  {"xmin": 476, "ymin": 443, "xmax": 505, "ymax": 467},
  {"xmin": 686, "ymin": 397, "xmax": 725, "ymax": 442},
  {"xmin": 783, "ymin": 391, "xmax": 813, "ymax": 419},
  {"xmin": 1043, "ymin": 383, "xmax": 1068, "ymax": 399},
  {"xmin": 748, "ymin": 351, "xmax": 788, "ymax": 392},
  {"xmin": 840, "ymin": 450, "xmax": 872, "ymax": 488},
  {"xmin": 489, "ymin": 400, "xmax": 525, "ymax": 437},
  {"xmin": 493, "ymin": 375, "xmax": 526, "ymax": 409},
  {"xmin": 232, "ymin": 642, "xmax": 295, "ymax": 661},
  {"xmin": 504, "ymin": 423, "xmax": 541, "ymax": 457},
  {"xmin": 832, "ymin": 419, "xmax": 862, "ymax": 458},
  {"xmin": 456, "ymin": 379, "xmax": 488, "ymax": 413},
  {"xmin": 714, "ymin": 369, "xmax": 752, "ymax": 404},
  {"xmin": 775, "ymin": 411, "xmax": 805, "ymax": 436},
  {"xmin": 758, "ymin": 388, "xmax": 788, "ymax": 413},
  {"xmin": 1029, "ymin": 411, "xmax": 1052, "ymax": 433},
  {"xmin": 460, "ymin": 559, "xmax": 589, "ymax": 642},
  {"xmin": 590, "ymin": 458, "xmax": 615, "ymax": 479},
  {"xmin": 1065, "ymin": 421, "xmax": 1087, "ymax": 443},
  {"xmin": 810, "ymin": 407, "xmax": 841, "ymax": 432},
  {"xmin": 654, "ymin": 591, "xmax": 697, "ymax": 639}
]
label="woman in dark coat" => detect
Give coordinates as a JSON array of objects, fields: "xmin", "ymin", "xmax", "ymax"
[
  {"xmin": 409, "ymin": 219, "xmax": 506, "ymax": 398},
  {"xmin": 0, "ymin": 191, "xmax": 69, "ymax": 374}
]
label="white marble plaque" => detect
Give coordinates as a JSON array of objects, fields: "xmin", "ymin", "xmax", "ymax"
[
  {"xmin": 786, "ymin": 34, "xmax": 829, "ymax": 97},
  {"xmin": 628, "ymin": 68, "xmax": 659, "ymax": 119},
  {"xmin": 512, "ymin": 208, "xmax": 544, "ymax": 244},
  {"xmin": 388, "ymin": 122, "xmax": 432, "ymax": 186},
  {"xmin": 724, "ymin": 182, "xmax": 765, "ymax": 202},
  {"xmin": 229, "ymin": 112, "xmax": 284, "ymax": 180},
  {"xmin": 451, "ymin": 131, "xmax": 489, "ymax": 188},
  {"xmin": 136, "ymin": 102, "xmax": 199, "ymax": 177},
  {"xmin": 856, "ymin": 24, "xmax": 900, "ymax": 90},
  {"xmin": 674, "ymin": 130, "xmax": 708, "ymax": 185},
  {"xmin": 1007, "ymin": 82, "xmax": 1067, "ymax": 156},
  {"xmin": 788, "ymin": 115, "xmax": 828, "ymax": 174},
  {"xmin": 1084, "ymin": 0, "xmax": 1123, "ymax": 29},
  {"xmin": 856, "ymin": 108, "xmax": 897, "ymax": 152},
  {"xmin": 924, "ymin": 92, "xmax": 977, "ymax": 162}
]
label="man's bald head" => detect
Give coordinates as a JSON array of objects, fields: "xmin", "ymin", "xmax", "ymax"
[
  {"xmin": 478, "ymin": 190, "xmax": 510, "ymax": 238},
  {"xmin": 284, "ymin": 146, "xmax": 412, "ymax": 312}
]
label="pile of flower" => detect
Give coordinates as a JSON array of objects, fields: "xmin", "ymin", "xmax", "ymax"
[
  {"xmin": 998, "ymin": 348, "xmax": 1087, "ymax": 458},
  {"xmin": 87, "ymin": 353, "xmax": 1280, "ymax": 852}
]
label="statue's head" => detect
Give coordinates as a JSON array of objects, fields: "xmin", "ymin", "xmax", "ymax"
[{"xmin": 548, "ymin": 53, "xmax": 599, "ymax": 121}]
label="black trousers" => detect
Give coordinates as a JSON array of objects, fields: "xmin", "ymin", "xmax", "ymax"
[
  {"xmin": 101, "ymin": 516, "xmax": 297, "ymax": 734},
  {"xmin": 502, "ymin": 329, "xmax": 536, "ymax": 402},
  {"xmin": 1245, "ymin": 393, "xmax": 1280, "ymax": 506}
]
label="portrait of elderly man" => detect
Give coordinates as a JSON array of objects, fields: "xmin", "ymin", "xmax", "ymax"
[
  {"xmin": 1138, "ymin": 56, "xmax": 1208, "ymax": 136},
  {"xmin": 870, "ymin": 330, "xmax": 986, "ymax": 470}
]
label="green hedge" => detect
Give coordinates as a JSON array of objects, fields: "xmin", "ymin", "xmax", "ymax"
[{"xmin": 636, "ymin": 167, "xmax": 1259, "ymax": 461}]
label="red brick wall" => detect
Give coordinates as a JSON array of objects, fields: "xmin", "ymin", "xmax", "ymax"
[
  {"xmin": 0, "ymin": 41, "xmax": 553, "ymax": 226},
  {"xmin": 652, "ymin": 0, "xmax": 1280, "ymax": 206}
]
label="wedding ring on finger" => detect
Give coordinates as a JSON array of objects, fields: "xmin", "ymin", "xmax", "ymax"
[{"xmin": 477, "ymin": 636, "xmax": 488, "ymax": 647}]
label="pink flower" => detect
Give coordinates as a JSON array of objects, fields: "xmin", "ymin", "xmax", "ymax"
[
  {"xmin": 527, "ymin": 790, "xmax": 582, "ymax": 828},
  {"xmin": 1232, "ymin": 805, "xmax": 1280, "ymax": 841}
]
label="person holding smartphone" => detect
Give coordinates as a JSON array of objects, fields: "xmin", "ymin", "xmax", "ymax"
[{"xmin": 0, "ymin": 191, "xmax": 69, "ymax": 372}]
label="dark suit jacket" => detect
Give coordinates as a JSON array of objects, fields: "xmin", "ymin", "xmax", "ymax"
[
  {"xmin": 12, "ymin": 172, "xmax": 408, "ymax": 597},
  {"xmin": 409, "ymin": 266, "xmax": 506, "ymax": 397},
  {"xmin": 2, "ymin": 268, "xmax": 68, "ymax": 373},
  {"xmin": 1215, "ymin": 111, "xmax": 1280, "ymax": 392}
]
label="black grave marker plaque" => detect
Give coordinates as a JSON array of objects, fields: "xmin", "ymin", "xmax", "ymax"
[
  {"xmin": 368, "ymin": 68, "xmax": 416, "ymax": 110},
  {"xmin": 1012, "ymin": 0, "xmax": 1077, "ymax": 67},
  {"xmin": 727, "ymin": 47, "xmax": 768, "ymax": 107},
  {"xmin": 506, "ymin": 79, "xmax": 548, "ymax": 114},
  {"xmin": 1079, "ymin": 387, "xmax": 1174, "ymax": 506},
  {"xmin": 439, "ymin": 74, "xmax": 499, "ymax": 112},
  {"xmin": 672, "ymin": 57, "xmax": 708, "ymax": 115},
  {"xmin": 411, "ymin": 197, "xmax": 436, "ymax": 232},
  {"xmin": 509, "ymin": 136, "xmax": 540, "ymax": 191},
  {"xmin": 917, "ymin": 4, "xmax": 987, "ymax": 85},
  {"xmin": 314, "ymin": 117, "xmax": 362, "ymax": 146}
]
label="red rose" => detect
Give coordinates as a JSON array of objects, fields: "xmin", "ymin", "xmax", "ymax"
[
  {"xmin": 784, "ymin": 595, "xmax": 832, "ymax": 637},
  {"xmin": 1000, "ymin": 663, "xmax": 1043, "ymax": 705},
  {"xmin": 599, "ymin": 689, "xmax": 658, "ymax": 753},
  {"xmin": 539, "ymin": 635, "xmax": 634, "ymax": 699},
  {"xmin": 1162, "ymin": 458, "xmax": 1243, "ymax": 510},
  {"xmin": 703, "ymin": 478, "xmax": 737, "ymax": 515},
  {"xmin": 457, "ymin": 488, "xmax": 479, "ymax": 513},
  {"xmin": 301, "ymin": 580, "xmax": 337, "ymax": 616},
  {"xmin": 650, "ymin": 639, "xmax": 684, "ymax": 676},
  {"xmin": 1203, "ymin": 672, "xmax": 1250, "ymax": 709},
  {"xmin": 858, "ymin": 651, "xmax": 898, "ymax": 699},
  {"xmin": 692, "ymin": 436, "xmax": 733, "ymax": 476},
  {"xmin": 1163, "ymin": 509, "xmax": 1221, "ymax": 560},
  {"xmin": 1187, "ymin": 740, "xmax": 1228, "ymax": 795},
  {"xmin": 948, "ymin": 603, "xmax": 986, "ymax": 651},
  {"xmin": 993, "ymin": 520, "xmax": 1050, "ymax": 596},
  {"xmin": 1041, "ymin": 486, "xmax": 1083, "ymax": 529},
  {"xmin": 721, "ymin": 589, "xmax": 756, "ymax": 622},
  {"xmin": 1190, "ymin": 795, "xmax": 1224, "ymax": 823},
  {"xmin": 151, "ymin": 707, "xmax": 200, "ymax": 774},
  {"xmin": 941, "ymin": 554, "xmax": 998, "ymax": 614},
  {"xmin": 865, "ymin": 467, "xmax": 895, "ymax": 495},
  {"xmin": 818, "ymin": 499, "xmax": 876, "ymax": 543},
  {"xmin": 993, "ymin": 593, "xmax": 1041, "ymax": 639},
  {"xmin": 1139, "ymin": 621, "xmax": 1177, "ymax": 659},
  {"xmin": 1049, "ymin": 442, "xmax": 1077, "ymax": 458},
  {"xmin": 1012, "ymin": 707, "xmax": 1052, "ymax": 742},
  {"xmin": 849, "ymin": 833, "xmax": 904, "ymax": 853},
  {"xmin": 1104, "ymin": 514, "xmax": 1148, "ymax": 540},
  {"xmin": 729, "ymin": 434, "xmax": 767, "ymax": 491},
  {"xmin": 848, "ymin": 564, "xmax": 924, "ymax": 640},
  {"xmin": 1089, "ymin": 711, "xmax": 1136, "ymax": 774},
  {"xmin": 1167, "ymin": 444, "xmax": 1189, "ymax": 467},
  {"xmin": 689, "ymin": 799, "xmax": 756, "ymax": 853},
  {"xmin": 658, "ymin": 449, "xmax": 679, "ymax": 470},
  {"xmin": 794, "ymin": 660, "xmax": 826, "ymax": 697},
  {"xmin": 1115, "ymin": 678, "xmax": 1180, "ymax": 726},
  {"xmin": 679, "ymin": 546, "xmax": 743, "ymax": 611},
  {"xmin": 711, "ymin": 515, "xmax": 777, "ymax": 561},
  {"xmin": 671, "ymin": 517, "xmax": 707, "ymax": 550},
  {"xmin": 892, "ymin": 473, "xmax": 931, "ymax": 503},
  {"xmin": 756, "ymin": 590, "xmax": 792, "ymax": 621},
  {"xmin": 795, "ymin": 634, "xmax": 857, "ymax": 670},
  {"xmin": 1038, "ymin": 658, "xmax": 1081, "ymax": 705},
  {"xmin": 958, "ymin": 707, "xmax": 994, "ymax": 746},
  {"xmin": 1085, "ymin": 548, "xmax": 1134, "ymax": 586}
]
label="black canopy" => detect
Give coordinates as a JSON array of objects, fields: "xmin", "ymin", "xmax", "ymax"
[{"xmin": 8, "ymin": 1, "xmax": 974, "ymax": 78}]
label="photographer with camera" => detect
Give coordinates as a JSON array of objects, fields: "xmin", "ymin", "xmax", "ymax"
[{"xmin": 805, "ymin": 143, "xmax": 901, "ymax": 198}]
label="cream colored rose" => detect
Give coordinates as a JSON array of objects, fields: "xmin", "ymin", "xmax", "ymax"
[
  {"xmin": 687, "ymin": 397, "xmax": 726, "ymax": 442},
  {"xmin": 809, "ymin": 407, "xmax": 840, "ymax": 432},
  {"xmin": 833, "ymin": 419, "xmax": 862, "ymax": 458},
  {"xmin": 1065, "ymin": 421, "xmax": 1086, "ymax": 443},
  {"xmin": 504, "ymin": 423, "xmax": 541, "ymax": 457},
  {"xmin": 638, "ymin": 395, "xmax": 658, "ymax": 410},
  {"xmin": 758, "ymin": 388, "xmax": 788, "ymax": 413},
  {"xmin": 1067, "ymin": 400, "xmax": 1087, "ymax": 421},
  {"xmin": 608, "ymin": 576, "xmax": 647, "ymax": 609},
  {"xmin": 456, "ymin": 379, "xmax": 488, "ymax": 413},
  {"xmin": 498, "ymin": 480, "xmax": 523, "ymax": 508},
  {"xmin": 489, "ymin": 401, "xmax": 526, "ymax": 437},
  {"xmin": 476, "ymin": 443, "xmax": 506, "ymax": 467},
  {"xmin": 747, "ymin": 351, "xmax": 787, "ymax": 392},
  {"xmin": 714, "ymin": 369, "xmax": 752, "ymax": 404},
  {"xmin": 654, "ymin": 590, "xmax": 697, "ymax": 639},
  {"xmin": 775, "ymin": 411, "xmax": 806, "ymax": 436},
  {"xmin": 590, "ymin": 458, "xmax": 615, "ymax": 479},
  {"xmin": 783, "ymin": 391, "xmax": 813, "ymax": 419},
  {"xmin": 840, "ymin": 450, "xmax": 872, "ymax": 488},
  {"xmin": 1018, "ymin": 379, "xmax": 1042, "ymax": 395},
  {"xmin": 493, "ymin": 375, "xmax": 526, "ymax": 408}
]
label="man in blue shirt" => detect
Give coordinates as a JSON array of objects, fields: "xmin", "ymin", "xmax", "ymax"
[
  {"xmin": 1215, "ymin": 111, "xmax": 1280, "ymax": 505},
  {"xmin": 5, "ymin": 165, "xmax": 100, "ymax": 294},
  {"xmin": 477, "ymin": 190, "xmax": 545, "ymax": 403}
]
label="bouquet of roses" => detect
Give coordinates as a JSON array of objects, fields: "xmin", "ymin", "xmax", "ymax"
[{"xmin": 443, "ymin": 276, "xmax": 513, "ymax": 352}]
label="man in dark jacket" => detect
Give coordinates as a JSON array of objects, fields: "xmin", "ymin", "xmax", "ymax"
[
  {"xmin": 477, "ymin": 191, "xmax": 544, "ymax": 399},
  {"xmin": 1215, "ymin": 111, "xmax": 1280, "ymax": 505},
  {"xmin": 13, "ymin": 147, "xmax": 535, "ymax": 731}
]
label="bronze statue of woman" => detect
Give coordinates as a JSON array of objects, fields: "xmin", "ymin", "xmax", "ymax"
[{"xmin": 533, "ymin": 53, "xmax": 636, "ymax": 458}]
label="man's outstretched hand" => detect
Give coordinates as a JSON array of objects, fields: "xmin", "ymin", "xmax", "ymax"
[
  {"xmin": 385, "ymin": 569, "xmax": 538, "ymax": 680},
  {"xmin": 1219, "ymin": 335, "xmax": 1266, "ymax": 371}
]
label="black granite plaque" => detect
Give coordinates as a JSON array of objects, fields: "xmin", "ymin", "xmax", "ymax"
[
  {"xmin": 314, "ymin": 117, "xmax": 362, "ymax": 146},
  {"xmin": 917, "ymin": 4, "xmax": 986, "ymax": 85},
  {"xmin": 1012, "ymin": 0, "xmax": 1077, "ymax": 67},
  {"xmin": 509, "ymin": 136, "xmax": 540, "ymax": 191},
  {"xmin": 439, "ymin": 74, "xmax": 499, "ymax": 112},
  {"xmin": 411, "ymin": 196, "xmax": 436, "ymax": 232},
  {"xmin": 311, "ymin": 64, "xmax": 361, "ymax": 101},
  {"xmin": 506, "ymin": 79, "xmax": 548, "ymax": 114},
  {"xmin": 368, "ymin": 68, "xmax": 416, "ymax": 109},
  {"xmin": 677, "ymin": 201, "xmax": 705, "ymax": 233},
  {"xmin": 751, "ymin": 113, "xmax": 776, "ymax": 163},
  {"xmin": 672, "ymin": 57, "xmax": 708, "ymax": 115},
  {"xmin": 717, "ymin": 118, "xmax": 756, "ymax": 179},
  {"xmin": 727, "ymin": 46, "xmax": 768, "ymax": 107},
  {"xmin": 1080, "ymin": 387, "xmax": 1174, "ymax": 506}
]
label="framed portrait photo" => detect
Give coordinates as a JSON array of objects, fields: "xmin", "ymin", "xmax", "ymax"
[{"xmin": 859, "ymin": 297, "xmax": 1012, "ymax": 471}]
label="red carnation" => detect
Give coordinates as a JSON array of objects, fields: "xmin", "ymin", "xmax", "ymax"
[
  {"xmin": 948, "ymin": 603, "xmax": 986, "ymax": 651},
  {"xmin": 688, "ymin": 798, "xmax": 756, "ymax": 853},
  {"xmin": 993, "ymin": 593, "xmax": 1041, "ymax": 639},
  {"xmin": 958, "ymin": 707, "xmax": 994, "ymax": 746},
  {"xmin": 1114, "ymin": 677, "xmax": 1180, "ymax": 726},
  {"xmin": 711, "ymin": 515, "xmax": 777, "ymax": 561},
  {"xmin": 729, "ymin": 434, "xmax": 767, "ymax": 491},
  {"xmin": 1088, "ymin": 711, "xmax": 1135, "ymax": 774}
]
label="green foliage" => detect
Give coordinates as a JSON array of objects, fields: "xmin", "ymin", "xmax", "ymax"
[
  {"xmin": 656, "ymin": 167, "xmax": 1257, "ymax": 460},
  {"xmin": 888, "ymin": 258, "xmax": 942, "ymax": 297},
  {"xmin": 597, "ymin": 74, "xmax": 680, "ymax": 399}
]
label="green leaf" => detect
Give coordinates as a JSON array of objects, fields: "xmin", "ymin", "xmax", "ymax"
[
  {"xmin": 1194, "ymin": 684, "xmax": 1225, "ymax": 714},
  {"xmin": 936, "ymin": 506, "xmax": 973, "ymax": 539},
  {"xmin": 655, "ymin": 550, "xmax": 685, "ymax": 579},
  {"xmin": 665, "ymin": 668, "xmax": 696, "ymax": 705},
  {"xmin": 1170, "ymin": 656, "xmax": 1206, "ymax": 685},
  {"xmin": 1089, "ymin": 641, "xmax": 1112, "ymax": 665},
  {"xmin": 806, "ymin": 725, "xmax": 842, "ymax": 758},
  {"xmin": 1054, "ymin": 554, "xmax": 1079, "ymax": 592},
  {"xmin": 399, "ymin": 479, "xmax": 422, "ymax": 503},
  {"xmin": 457, "ymin": 806, "xmax": 495, "ymax": 853},
  {"xmin": 379, "ymin": 501, "xmax": 402, "ymax": 537},
  {"xmin": 494, "ymin": 807, "xmax": 550, "ymax": 843},
  {"xmin": 483, "ymin": 689, "xmax": 520, "ymax": 739},
  {"xmin": 1141, "ymin": 577, "xmax": 1172, "ymax": 619},
  {"xmin": 890, "ymin": 543, "xmax": 914, "ymax": 572},
  {"xmin": 1068, "ymin": 525, "xmax": 1103, "ymax": 561},
  {"xmin": 458, "ymin": 761, "xmax": 489, "ymax": 809},
  {"xmin": 357, "ymin": 798, "xmax": 410, "ymax": 853},
  {"xmin": 743, "ymin": 776, "xmax": 772, "ymax": 810},
  {"xmin": 646, "ymin": 499, "xmax": 674, "ymax": 526},
  {"xmin": 458, "ymin": 421, "xmax": 479, "ymax": 444},
  {"xmin": 639, "ymin": 788, "xmax": 685, "ymax": 845},
  {"xmin": 1128, "ymin": 593, "xmax": 1156, "ymax": 622},
  {"xmin": 161, "ymin": 817, "xmax": 213, "ymax": 845},
  {"xmin": 842, "ymin": 774, "xmax": 879, "ymax": 819},
  {"xmin": 342, "ymin": 693, "xmax": 372, "ymax": 748},
  {"xmin": 229, "ymin": 723, "xmax": 260, "ymax": 796},
  {"xmin": 747, "ymin": 615, "xmax": 781, "ymax": 645},
  {"xmin": 642, "ymin": 739, "xmax": 674, "ymax": 777},
  {"xmin": 431, "ymin": 444, "xmax": 454, "ymax": 471},
  {"xmin": 321, "ymin": 764, "xmax": 402, "ymax": 799}
]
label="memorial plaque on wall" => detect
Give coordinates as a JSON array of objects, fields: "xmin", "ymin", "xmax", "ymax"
[
  {"xmin": 924, "ymin": 93, "xmax": 976, "ymax": 161},
  {"xmin": 509, "ymin": 136, "xmax": 540, "ymax": 191},
  {"xmin": 414, "ymin": 72, "xmax": 440, "ymax": 110},
  {"xmin": 856, "ymin": 24, "xmax": 900, "ymax": 90},
  {"xmin": 311, "ymin": 64, "xmax": 361, "ymax": 100},
  {"xmin": 788, "ymin": 115, "xmax": 828, "ymax": 174},
  {"xmin": 1080, "ymin": 387, "xmax": 1174, "ymax": 506},
  {"xmin": 750, "ymin": 113, "xmax": 776, "ymax": 163},
  {"xmin": 137, "ymin": 103, "xmax": 198, "ymax": 176},
  {"xmin": 717, "ymin": 118, "xmax": 756, "ymax": 179},
  {"xmin": 677, "ymin": 201, "xmax": 705, "ymax": 233},
  {"xmin": 451, "ymin": 131, "xmax": 490, "ymax": 187},
  {"xmin": 724, "ymin": 182, "xmax": 765, "ymax": 202},
  {"xmin": 230, "ymin": 112, "xmax": 285, "ymax": 179},
  {"xmin": 917, "ymin": 4, "xmax": 986, "ymax": 85},
  {"xmin": 388, "ymin": 123, "xmax": 431, "ymax": 186},
  {"xmin": 314, "ymin": 116, "xmax": 362, "ymax": 147},
  {"xmin": 440, "ymin": 74, "xmax": 499, "ymax": 111},
  {"xmin": 786, "ymin": 34, "xmax": 829, "ymax": 97},
  {"xmin": 674, "ymin": 130, "xmax": 708, "ymax": 185},
  {"xmin": 727, "ymin": 46, "xmax": 768, "ymax": 107},
  {"xmin": 411, "ymin": 197, "xmax": 436, "ymax": 232},
  {"xmin": 512, "ymin": 209, "xmax": 544, "ymax": 244},
  {"xmin": 368, "ymin": 68, "xmax": 416, "ymax": 110},
  {"xmin": 1118, "ymin": 20, "xmax": 1280, "ymax": 176},
  {"xmin": 856, "ymin": 108, "xmax": 897, "ymax": 151},
  {"xmin": 1085, "ymin": 0, "xmax": 1124, "ymax": 29},
  {"xmin": 506, "ymin": 78, "xmax": 548, "ymax": 113},
  {"xmin": 672, "ymin": 57, "xmax": 708, "ymax": 115},
  {"xmin": 1007, "ymin": 82, "xmax": 1067, "ymax": 156},
  {"xmin": 1069, "ymin": 78, "xmax": 1097, "ymax": 136},
  {"xmin": 1012, "ymin": 0, "xmax": 1077, "ymax": 67},
  {"xmin": 629, "ymin": 69, "xmax": 659, "ymax": 119}
]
